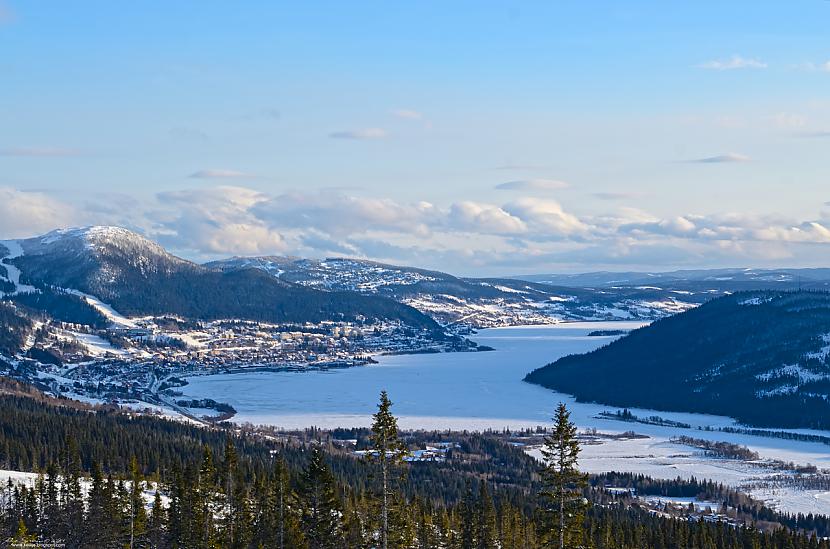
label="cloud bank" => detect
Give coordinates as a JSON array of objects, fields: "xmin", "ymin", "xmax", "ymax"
[{"xmin": 3, "ymin": 185, "xmax": 830, "ymax": 275}]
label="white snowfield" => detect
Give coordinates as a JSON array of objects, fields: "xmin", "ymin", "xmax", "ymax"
[
  {"xmin": 179, "ymin": 323, "xmax": 830, "ymax": 516},
  {"xmin": 0, "ymin": 470, "xmax": 169, "ymax": 510},
  {"xmin": 0, "ymin": 239, "xmax": 38, "ymax": 297},
  {"xmin": 64, "ymin": 289, "xmax": 138, "ymax": 329}
]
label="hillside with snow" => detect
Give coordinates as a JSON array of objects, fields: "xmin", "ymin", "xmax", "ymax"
[
  {"xmin": 207, "ymin": 256, "xmax": 701, "ymax": 327},
  {"xmin": 525, "ymin": 290, "xmax": 830, "ymax": 429},
  {"xmin": 1, "ymin": 226, "xmax": 437, "ymax": 330}
]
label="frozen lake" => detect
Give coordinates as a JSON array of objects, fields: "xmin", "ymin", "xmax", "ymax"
[
  {"xmin": 181, "ymin": 322, "xmax": 652, "ymax": 430},
  {"xmin": 180, "ymin": 322, "xmax": 830, "ymax": 515}
]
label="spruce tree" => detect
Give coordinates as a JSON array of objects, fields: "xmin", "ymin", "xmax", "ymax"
[
  {"xmin": 147, "ymin": 490, "xmax": 167, "ymax": 549},
  {"xmin": 300, "ymin": 447, "xmax": 342, "ymax": 549},
  {"xmin": 367, "ymin": 390, "xmax": 407, "ymax": 549},
  {"xmin": 477, "ymin": 480, "xmax": 498, "ymax": 549},
  {"xmin": 221, "ymin": 437, "xmax": 239, "ymax": 546},
  {"xmin": 128, "ymin": 455, "xmax": 148, "ymax": 548},
  {"xmin": 538, "ymin": 402, "xmax": 588, "ymax": 549}
]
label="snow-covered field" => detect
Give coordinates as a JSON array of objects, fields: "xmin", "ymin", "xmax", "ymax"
[{"xmin": 179, "ymin": 322, "xmax": 830, "ymax": 516}]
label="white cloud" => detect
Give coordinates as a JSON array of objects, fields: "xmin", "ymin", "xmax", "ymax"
[
  {"xmin": 698, "ymin": 55, "xmax": 767, "ymax": 70},
  {"xmin": 11, "ymin": 183, "xmax": 830, "ymax": 274},
  {"xmin": 797, "ymin": 61, "xmax": 830, "ymax": 73},
  {"xmin": 153, "ymin": 186, "xmax": 287, "ymax": 256},
  {"xmin": 188, "ymin": 169, "xmax": 256, "ymax": 180},
  {"xmin": 448, "ymin": 202, "xmax": 527, "ymax": 235},
  {"xmin": 391, "ymin": 109, "xmax": 423, "ymax": 120},
  {"xmin": 0, "ymin": 188, "xmax": 76, "ymax": 238},
  {"xmin": 688, "ymin": 152, "xmax": 750, "ymax": 164},
  {"xmin": 329, "ymin": 128, "xmax": 388, "ymax": 140},
  {"xmin": 770, "ymin": 112, "xmax": 807, "ymax": 130},
  {"xmin": 503, "ymin": 198, "xmax": 589, "ymax": 236},
  {"xmin": 495, "ymin": 179, "xmax": 569, "ymax": 191}
]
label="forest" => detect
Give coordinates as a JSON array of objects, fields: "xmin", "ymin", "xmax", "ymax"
[
  {"xmin": 0, "ymin": 380, "xmax": 828, "ymax": 548},
  {"xmin": 525, "ymin": 290, "xmax": 830, "ymax": 429}
]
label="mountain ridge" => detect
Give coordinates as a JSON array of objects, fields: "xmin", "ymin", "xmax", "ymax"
[
  {"xmin": 524, "ymin": 290, "xmax": 830, "ymax": 429},
  {"xmin": 1, "ymin": 226, "xmax": 439, "ymax": 330}
]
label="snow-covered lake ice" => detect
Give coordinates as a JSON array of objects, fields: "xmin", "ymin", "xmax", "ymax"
[{"xmin": 180, "ymin": 322, "xmax": 830, "ymax": 515}]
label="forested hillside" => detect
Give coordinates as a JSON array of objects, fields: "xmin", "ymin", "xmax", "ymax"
[
  {"xmin": 525, "ymin": 290, "xmax": 830, "ymax": 429},
  {"xmin": 0, "ymin": 381, "xmax": 826, "ymax": 547},
  {"xmin": 6, "ymin": 227, "xmax": 438, "ymax": 330}
]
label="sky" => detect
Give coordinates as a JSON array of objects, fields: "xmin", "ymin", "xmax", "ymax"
[{"xmin": 2, "ymin": 1, "xmax": 830, "ymax": 275}]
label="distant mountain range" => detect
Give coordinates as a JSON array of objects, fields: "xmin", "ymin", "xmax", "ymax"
[
  {"xmin": 525, "ymin": 290, "xmax": 830, "ymax": 429},
  {"xmin": 1, "ymin": 227, "xmax": 437, "ymax": 332},
  {"xmin": 206, "ymin": 256, "xmax": 704, "ymax": 327},
  {"xmin": 519, "ymin": 269, "xmax": 830, "ymax": 291},
  {"xmin": 4, "ymin": 225, "xmax": 830, "ymax": 336}
]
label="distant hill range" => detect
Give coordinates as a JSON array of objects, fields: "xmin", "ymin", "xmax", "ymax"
[
  {"xmin": 4, "ymin": 226, "xmax": 830, "ymax": 333},
  {"xmin": 206, "ymin": 257, "xmax": 705, "ymax": 327},
  {"xmin": 525, "ymin": 290, "xmax": 830, "ymax": 429},
  {"xmin": 1, "ymin": 227, "xmax": 437, "ymax": 332},
  {"xmin": 519, "ymin": 269, "xmax": 830, "ymax": 291}
]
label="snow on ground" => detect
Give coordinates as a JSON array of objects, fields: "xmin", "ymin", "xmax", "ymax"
[
  {"xmin": 0, "ymin": 469, "xmax": 170, "ymax": 510},
  {"xmin": 63, "ymin": 289, "xmax": 138, "ymax": 328},
  {"xmin": 0, "ymin": 239, "xmax": 38, "ymax": 296},
  {"xmin": 642, "ymin": 496, "xmax": 721, "ymax": 512},
  {"xmin": 66, "ymin": 330, "xmax": 130, "ymax": 357},
  {"xmin": 178, "ymin": 322, "xmax": 830, "ymax": 515}
]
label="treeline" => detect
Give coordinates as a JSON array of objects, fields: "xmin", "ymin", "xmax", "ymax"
[
  {"xmin": 0, "ymin": 389, "xmax": 828, "ymax": 547},
  {"xmin": 671, "ymin": 436, "xmax": 760, "ymax": 461},
  {"xmin": 595, "ymin": 472, "xmax": 830, "ymax": 538},
  {"xmin": 2, "ymin": 440, "xmax": 828, "ymax": 548}
]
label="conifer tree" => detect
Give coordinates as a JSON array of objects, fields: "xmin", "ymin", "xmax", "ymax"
[
  {"xmin": 221, "ymin": 437, "xmax": 240, "ymax": 547},
  {"xmin": 477, "ymin": 480, "xmax": 498, "ymax": 549},
  {"xmin": 83, "ymin": 462, "xmax": 109, "ymax": 548},
  {"xmin": 538, "ymin": 402, "xmax": 588, "ymax": 549},
  {"xmin": 197, "ymin": 445, "xmax": 217, "ymax": 547},
  {"xmin": 367, "ymin": 390, "xmax": 408, "ymax": 549},
  {"xmin": 300, "ymin": 447, "xmax": 342, "ymax": 549},
  {"xmin": 128, "ymin": 455, "xmax": 148, "ymax": 548},
  {"xmin": 147, "ymin": 490, "xmax": 167, "ymax": 549},
  {"xmin": 460, "ymin": 481, "xmax": 477, "ymax": 549}
]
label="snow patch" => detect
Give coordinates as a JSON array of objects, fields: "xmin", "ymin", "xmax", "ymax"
[
  {"xmin": 63, "ymin": 289, "xmax": 138, "ymax": 328},
  {"xmin": 0, "ymin": 239, "xmax": 39, "ymax": 296}
]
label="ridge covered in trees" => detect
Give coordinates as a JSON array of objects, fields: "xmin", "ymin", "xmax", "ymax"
[
  {"xmin": 525, "ymin": 290, "xmax": 830, "ymax": 429},
  {"xmin": 0, "ymin": 382, "xmax": 827, "ymax": 547}
]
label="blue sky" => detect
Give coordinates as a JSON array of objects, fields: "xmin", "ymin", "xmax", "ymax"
[{"xmin": 2, "ymin": 1, "xmax": 830, "ymax": 274}]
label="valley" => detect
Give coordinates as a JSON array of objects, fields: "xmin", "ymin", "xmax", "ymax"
[
  {"xmin": 4, "ymin": 227, "xmax": 830, "ymax": 518},
  {"xmin": 174, "ymin": 323, "xmax": 830, "ymax": 516}
]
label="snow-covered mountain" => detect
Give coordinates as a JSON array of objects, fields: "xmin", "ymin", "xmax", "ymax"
[
  {"xmin": 0, "ymin": 226, "xmax": 438, "ymax": 330},
  {"xmin": 207, "ymin": 256, "xmax": 702, "ymax": 327}
]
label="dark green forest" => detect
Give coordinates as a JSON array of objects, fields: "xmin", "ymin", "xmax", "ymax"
[
  {"xmin": 525, "ymin": 290, "xmax": 830, "ymax": 429},
  {"xmin": 0, "ymin": 382, "xmax": 827, "ymax": 548}
]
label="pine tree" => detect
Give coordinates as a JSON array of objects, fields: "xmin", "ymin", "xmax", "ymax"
[
  {"xmin": 147, "ymin": 490, "xmax": 167, "ymax": 549},
  {"xmin": 271, "ymin": 455, "xmax": 304, "ymax": 549},
  {"xmin": 538, "ymin": 402, "xmax": 588, "ymax": 549},
  {"xmin": 83, "ymin": 462, "xmax": 109, "ymax": 548},
  {"xmin": 300, "ymin": 447, "xmax": 342, "ymax": 549},
  {"xmin": 197, "ymin": 445, "xmax": 217, "ymax": 547},
  {"xmin": 476, "ymin": 481, "xmax": 498, "ymax": 549},
  {"xmin": 460, "ymin": 481, "xmax": 477, "ymax": 549},
  {"xmin": 128, "ymin": 456, "xmax": 148, "ymax": 548},
  {"xmin": 221, "ymin": 437, "xmax": 239, "ymax": 547},
  {"xmin": 367, "ymin": 390, "xmax": 408, "ymax": 549}
]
